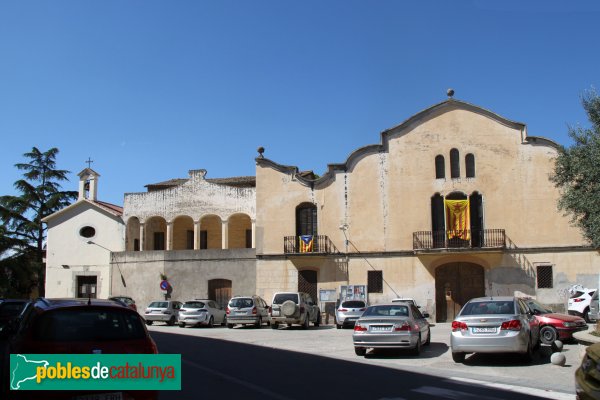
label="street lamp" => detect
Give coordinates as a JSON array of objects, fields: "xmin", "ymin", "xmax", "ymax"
[{"xmin": 86, "ymin": 240, "xmax": 127, "ymax": 289}]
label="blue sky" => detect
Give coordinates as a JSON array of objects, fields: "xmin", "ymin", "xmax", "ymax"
[{"xmin": 1, "ymin": 1, "xmax": 599, "ymax": 206}]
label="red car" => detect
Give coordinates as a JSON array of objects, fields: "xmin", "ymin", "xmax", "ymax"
[
  {"xmin": 2, "ymin": 298, "xmax": 158, "ymax": 400},
  {"xmin": 523, "ymin": 298, "xmax": 588, "ymax": 345}
]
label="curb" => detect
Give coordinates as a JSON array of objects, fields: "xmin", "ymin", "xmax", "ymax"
[{"xmin": 573, "ymin": 327, "xmax": 600, "ymax": 345}]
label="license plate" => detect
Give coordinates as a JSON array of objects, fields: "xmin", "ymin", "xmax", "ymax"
[
  {"xmin": 73, "ymin": 392, "xmax": 123, "ymax": 400},
  {"xmin": 370, "ymin": 326, "xmax": 392, "ymax": 332},
  {"xmin": 272, "ymin": 310, "xmax": 280, "ymax": 316},
  {"xmin": 472, "ymin": 327, "xmax": 497, "ymax": 333},
  {"xmin": 236, "ymin": 311, "xmax": 246, "ymax": 314}
]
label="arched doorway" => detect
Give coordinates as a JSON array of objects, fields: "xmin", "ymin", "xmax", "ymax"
[
  {"xmin": 435, "ymin": 262, "xmax": 484, "ymax": 322},
  {"xmin": 208, "ymin": 279, "xmax": 232, "ymax": 309},
  {"xmin": 298, "ymin": 270, "xmax": 317, "ymax": 302}
]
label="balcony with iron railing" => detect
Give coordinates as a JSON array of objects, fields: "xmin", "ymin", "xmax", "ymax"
[
  {"xmin": 413, "ymin": 229, "xmax": 506, "ymax": 251},
  {"xmin": 284, "ymin": 235, "xmax": 340, "ymax": 255}
]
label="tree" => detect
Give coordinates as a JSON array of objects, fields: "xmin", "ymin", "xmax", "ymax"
[
  {"xmin": 551, "ymin": 89, "xmax": 600, "ymax": 247},
  {"xmin": 0, "ymin": 147, "xmax": 77, "ymax": 297}
]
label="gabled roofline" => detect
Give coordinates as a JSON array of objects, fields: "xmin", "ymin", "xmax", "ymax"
[
  {"xmin": 41, "ymin": 199, "xmax": 123, "ymax": 223},
  {"xmin": 256, "ymin": 99, "xmax": 559, "ymax": 186}
]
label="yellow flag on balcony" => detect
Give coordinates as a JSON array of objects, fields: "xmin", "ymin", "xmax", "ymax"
[
  {"xmin": 445, "ymin": 199, "xmax": 470, "ymax": 240},
  {"xmin": 299, "ymin": 235, "xmax": 314, "ymax": 252}
]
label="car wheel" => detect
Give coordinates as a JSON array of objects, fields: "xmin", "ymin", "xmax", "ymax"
[
  {"xmin": 452, "ymin": 352, "xmax": 465, "ymax": 363},
  {"xmin": 145, "ymin": 320, "xmax": 153, "ymax": 326},
  {"xmin": 282, "ymin": 300, "xmax": 297, "ymax": 317},
  {"xmin": 522, "ymin": 337, "xmax": 534, "ymax": 363},
  {"xmin": 167, "ymin": 316, "xmax": 176, "ymax": 326},
  {"xmin": 412, "ymin": 334, "xmax": 422, "ymax": 356},
  {"xmin": 178, "ymin": 322, "xmax": 185, "ymax": 328},
  {"xmin": 425, "ymin": 328, "xmax": 431, "ymax": 346},
  {"xmin": 314, "ymin": 313, "xmax": 321, "ymax": 327},
  {"xmin": 271, "ymin": 323, "xmax": 279, "ymax": 329},
  {"xmin": 255, "ymin": 317, "xmax": 262, "ymax": 328},
  {"xmin": 540, "ymin": 326, "xmax": 558, "ymax": 345},
  {"xmin": 302, "ymin": 315, "xmax": 309, "ymax": 330},
  {"xmin": 336, "ymin": 324, "xmax": 341, "ymax": 329},
  {"xmin": 354, "ymin": 347, "xmax": 366, "ymax": 356},
  {"xmin": 227, "ymin": 323, "xmax": 234, "ymax": 329},
  {"xmin": 584, "ymin": 308, "xmax": 591, "ymax": 323},
  {"xmin": 222, "ymin": 315, "xmax": 227, "ymax": 327},
  {"xmin": 208, "ymin": 316, "xmax": 214, "ymax": 328}
]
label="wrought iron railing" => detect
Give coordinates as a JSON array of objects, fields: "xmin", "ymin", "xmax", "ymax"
[
  {"xmin": 284, "ymin": 235, "xmax": 339, "ymax": 254},
  {"xmin": 412, "ymin": 229, "xmax": 506, "ymax": 250}
]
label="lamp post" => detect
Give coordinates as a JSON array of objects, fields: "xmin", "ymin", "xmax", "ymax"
[{"xmin": 86, "ymin": 240, "xmax": 127, "ymax": 295}]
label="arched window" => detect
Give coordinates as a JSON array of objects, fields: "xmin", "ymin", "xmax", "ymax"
[
  {"xmin": 466, "ymin": 153, "xmax": 475, "ymax": 178},
  {"xmin": 296, "ymin": 203, "xmax": 318, "ymax": 237},
  {"xmin": 435, "ymin": 155, "xmax": 445, "ymax": 179},
  {"xmin": 450, "ymin": 148, "xmax": 460, "ymax": 178}
]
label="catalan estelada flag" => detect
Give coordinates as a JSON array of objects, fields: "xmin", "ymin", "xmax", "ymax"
[
  {"xmin": 299, "ymin": 235, "xmax": 314, "ymax": 252},
  {"xmin": 445, "ymin": 199, "xmax": 470, "ymax": 240}
]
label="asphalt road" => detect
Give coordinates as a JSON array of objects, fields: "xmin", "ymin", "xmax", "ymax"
[{"xmin": 149, "ymin": 322, "xmax": 582, "ymax": 400}]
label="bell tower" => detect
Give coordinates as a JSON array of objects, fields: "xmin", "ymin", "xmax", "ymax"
[{"xmin": 77, "ymin": 168, "xmax": 100, "ymax": 201}]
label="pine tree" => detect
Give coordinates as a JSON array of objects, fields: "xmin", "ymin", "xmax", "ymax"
[{"xmin": 0, "ymin": 147, "xmax": 77, "ymax": 297}]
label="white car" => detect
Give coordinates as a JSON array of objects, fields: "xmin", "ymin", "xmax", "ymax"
[
  {"xmin": 391, "ymin": 298, "xmax": 420, "ymax": 308},
  {"xmin": 178, "ymin": 299, "xmax": 227, "ymax": 328},
  {"xmin": 568, "ymin": 288, "xmax": 596, "ymax": 322}
]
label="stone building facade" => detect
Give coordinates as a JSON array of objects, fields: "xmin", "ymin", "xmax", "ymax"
[{"xmin": 254, "ymin": 98, "xmax": 599, "ymax": 321}]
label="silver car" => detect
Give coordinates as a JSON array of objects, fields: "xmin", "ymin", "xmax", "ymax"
[
  {"xmin": 226, "ymin": 295, "xmax": 270, "ymax": 328},
  {"xmin": 335, "ymin": 300, "xmax": 367, "ymax": 329},
  {"xmin": 144, "ymin": 300, "xmax": 182, "ymax": 326},
  {"xmin": 450, "ymin": 296, "xmax": 540, "ymax": 363},
  {"xmin": 589, "ymin": 291, "xmax": 599, "ymax": 322},
  {"xmin": 178, "ymin": 299, "xmax": 227, "ymax": 328},
  {"xmin": 352, "ymin": 303, "xmax": 431, "ymax": 356}
]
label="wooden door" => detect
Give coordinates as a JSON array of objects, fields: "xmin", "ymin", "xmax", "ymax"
[
  {"xmin": 435, "ymin": 263, "xmax": 484, "ymax": 322},
  {"xmin": 208, "ymin": 279, "xmax": 232, "ymax": 308}
]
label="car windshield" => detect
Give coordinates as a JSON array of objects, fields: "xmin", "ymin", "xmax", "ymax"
[
  {"xmin": 183, "ymin": 301, "xmax": 205, "ymax": 308},
  {"xmin": 229, "ymin": 298, "xmax": 253, "ymax": 308},
  {"xmin": 460, "ymin": 300, "xmax": 515, "ymax": 315},
  {"xmin": 526, "ymin": 299, "xmax": 552, "ymax": 314},
  {"xmin": 363, "ymin": 305, "xmax": 409, "ymax": 317},
  {"xmin": 111, "ymin": 297, "xmax": 134, "ymax": 306},
  {"xmin": 273, "ymin": 293, "xmax": 299, "ymax": 304},
  {"xmin": 0, "ymin": 302, "xmax": 27, "ymax": 318},
  {"xmin": 33, "ymin": 308, "xmax": 146, "ymax": 342},
  {"xmin": 148, "ymin": 302, "xmax": 168, "ymax": 308},
  {"xmin": 570, "ymin": 291, "xmax": 585, "ymax": 299},
  {"xmin": 340, "ymin": 301, "xmax": 366, "ymax": 308}
]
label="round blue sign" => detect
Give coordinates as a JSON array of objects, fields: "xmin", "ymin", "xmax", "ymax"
[{"xmin": 160, "ymin": 280, "xmax": 169, "ymax": 291}]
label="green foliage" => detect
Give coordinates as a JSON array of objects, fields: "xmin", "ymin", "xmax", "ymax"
[
  {"xmin": 0, "ymin": 147, "xmax": 78, "ymax": 297},
  {"xmin": 551, "ymin": 89, "xmax": 600, "ymax": 247}
]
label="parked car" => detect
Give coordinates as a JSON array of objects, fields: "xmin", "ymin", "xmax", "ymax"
[
  {"xmin": 576, "ymin": 342, "xmax": 600, "ymax": 400},
  {"xmin": 522, "ymin": 298, "xmax": 587, "ymax": 344},
  {"xmin": 144, "ymin": 300, "xmax": 182, "ymax": 326},
  {"xmin": 352, "ymin": 303, "xmax": 430, "ymax": 356},
  {"xmin": 226, "ymin": 295, "xmax": 270, "ymax": 328},
  {"xmin": 2, "ymin": 297, "xmax": 158, "ymax": 400},
  {"xmin": 178, "ymin": 299, "xmax": 226, "ymax": 328},
  {"xmin": 269, "ymin": 292, "xmax": 321, "ymax": 329},
  {"xmin": 450, "ymin": 296, "xmax": 540, "ymax": 363},
  {"xmin": 109, "ymin": 295, "xmax": 137, "ymax": 311},
  {"xmin": 0, "ymin": 299, "xmax": 30, "ymax": 335},
  {"xmin": 589, "ymin": 290, "xmax": 599, "ymax": 323},
  {"xmin": 568, "ymin": 287, "xmax": 596, "ymax": 322},
  {"xmin": 335, "ymin": 300, "xmax": 367, "ymax": 329}
]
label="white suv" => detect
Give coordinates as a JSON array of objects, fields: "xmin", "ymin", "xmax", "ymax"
[
  {"xmin": 269, "ymin": 292, "xmax": 321, "ymax": 329},
  {"xmin": 568, "ymin": 287, "xmax": 596, "ymax": 322}
]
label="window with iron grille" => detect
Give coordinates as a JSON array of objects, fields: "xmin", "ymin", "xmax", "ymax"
[
  {"xmin": 368, "ymin": 270, "xmax": 383, "ymax": 293},
  {"xmin": 536, "ymin": 265, "xmax": 553, "ymax": 288}
]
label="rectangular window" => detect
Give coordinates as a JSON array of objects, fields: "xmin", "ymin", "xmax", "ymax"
[
  {"xmin": 536, "ymin": 265, "xmax": 553, "ymax": 288},
  {"xmin": 153, "ymin": 232, "xmax": 165, "ymax": 251},
  {"xmin": 368, "ymin": 270, "xmax": 383, "ymax": 293},
  {"xmin": 186, "ymin": 230, "xmax": 194, "ymax": 250},
  {"xmin": 200, "ymin": 230, "xmax": 208, "ymax": 250}
]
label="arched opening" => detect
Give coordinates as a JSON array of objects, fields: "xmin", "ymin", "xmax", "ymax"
[
  {"xmin": 126, "ymin": 217, "xmax": 140, "ymax": 251},
  {"xmin": 200, "ymin": 215, "xmax": 222, "ymax": 249},
  {"xmin": 172, "ymin": 215, "xmax": 194, "ymax": 250},
  {"xmin": 435, "ymin": 262, "xmax": 485, "ymax": 322},
  {"xmin": 296, "ymin": 203, "xmax": 318, "ymax": 252},
  {"xmin": 450, "ymin": 148, "xmax": 460, "ymax": 178},
  {"xmin": 208, "ymin": 279, "xmax": 232, "ymax": 309},
  {"xmin": 145, "ymin": 216, "xmax": 167, "ymax": 251},
  {"xmin": 228, "ymin": 213, "xmax": 252, "ymax": 249},
  {"xmin": 435, "ymin": 155, "xmax": 445, "ymax": 179},
  {"xmin": 465, "ymin": 153, "xmax": 475, "ymax": 178}
]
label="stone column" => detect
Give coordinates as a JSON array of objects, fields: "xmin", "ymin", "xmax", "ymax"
[
  {"xmin": 139, "ymin": 223, "xmax": 145, "ymax": 251},
  {"xmin": 251, "ymin": 219, "xmax": 256, "ymax": 249},
  {"xmin": 221, "ymin": 220, "xmax": 229, "ymax": 250},
  {"xmin": 166, "ymin": 222, "xmax": 173, "ymax": 251},
  {"xmin": 194, "ymin": 220, "xmax": 201, "ymax": 250}
]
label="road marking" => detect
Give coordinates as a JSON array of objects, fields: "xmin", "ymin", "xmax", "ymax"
[
  {"xmin": 182, "ymin": 358, "xmax": 294, "ymax": 400},
  {"xmin": 448, "ymin": 377, "xmax": 575, "ymax": 400},
  {"xmin": 412, "ymin": 385, "xmax": 506, "ymax": 399}
]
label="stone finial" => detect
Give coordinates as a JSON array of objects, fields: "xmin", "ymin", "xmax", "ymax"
[
  {"xmin": 257, "ymin": 146, "xmax": 265, "ymax": 158},
  {"xmin": 447, "ymin": 88, "xmax": 455, "ymax": 98}
]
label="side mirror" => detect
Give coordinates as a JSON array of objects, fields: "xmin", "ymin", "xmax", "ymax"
[{"xmin": 422, "ymin": 312, "xmax": 430, "ymax": 319}]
